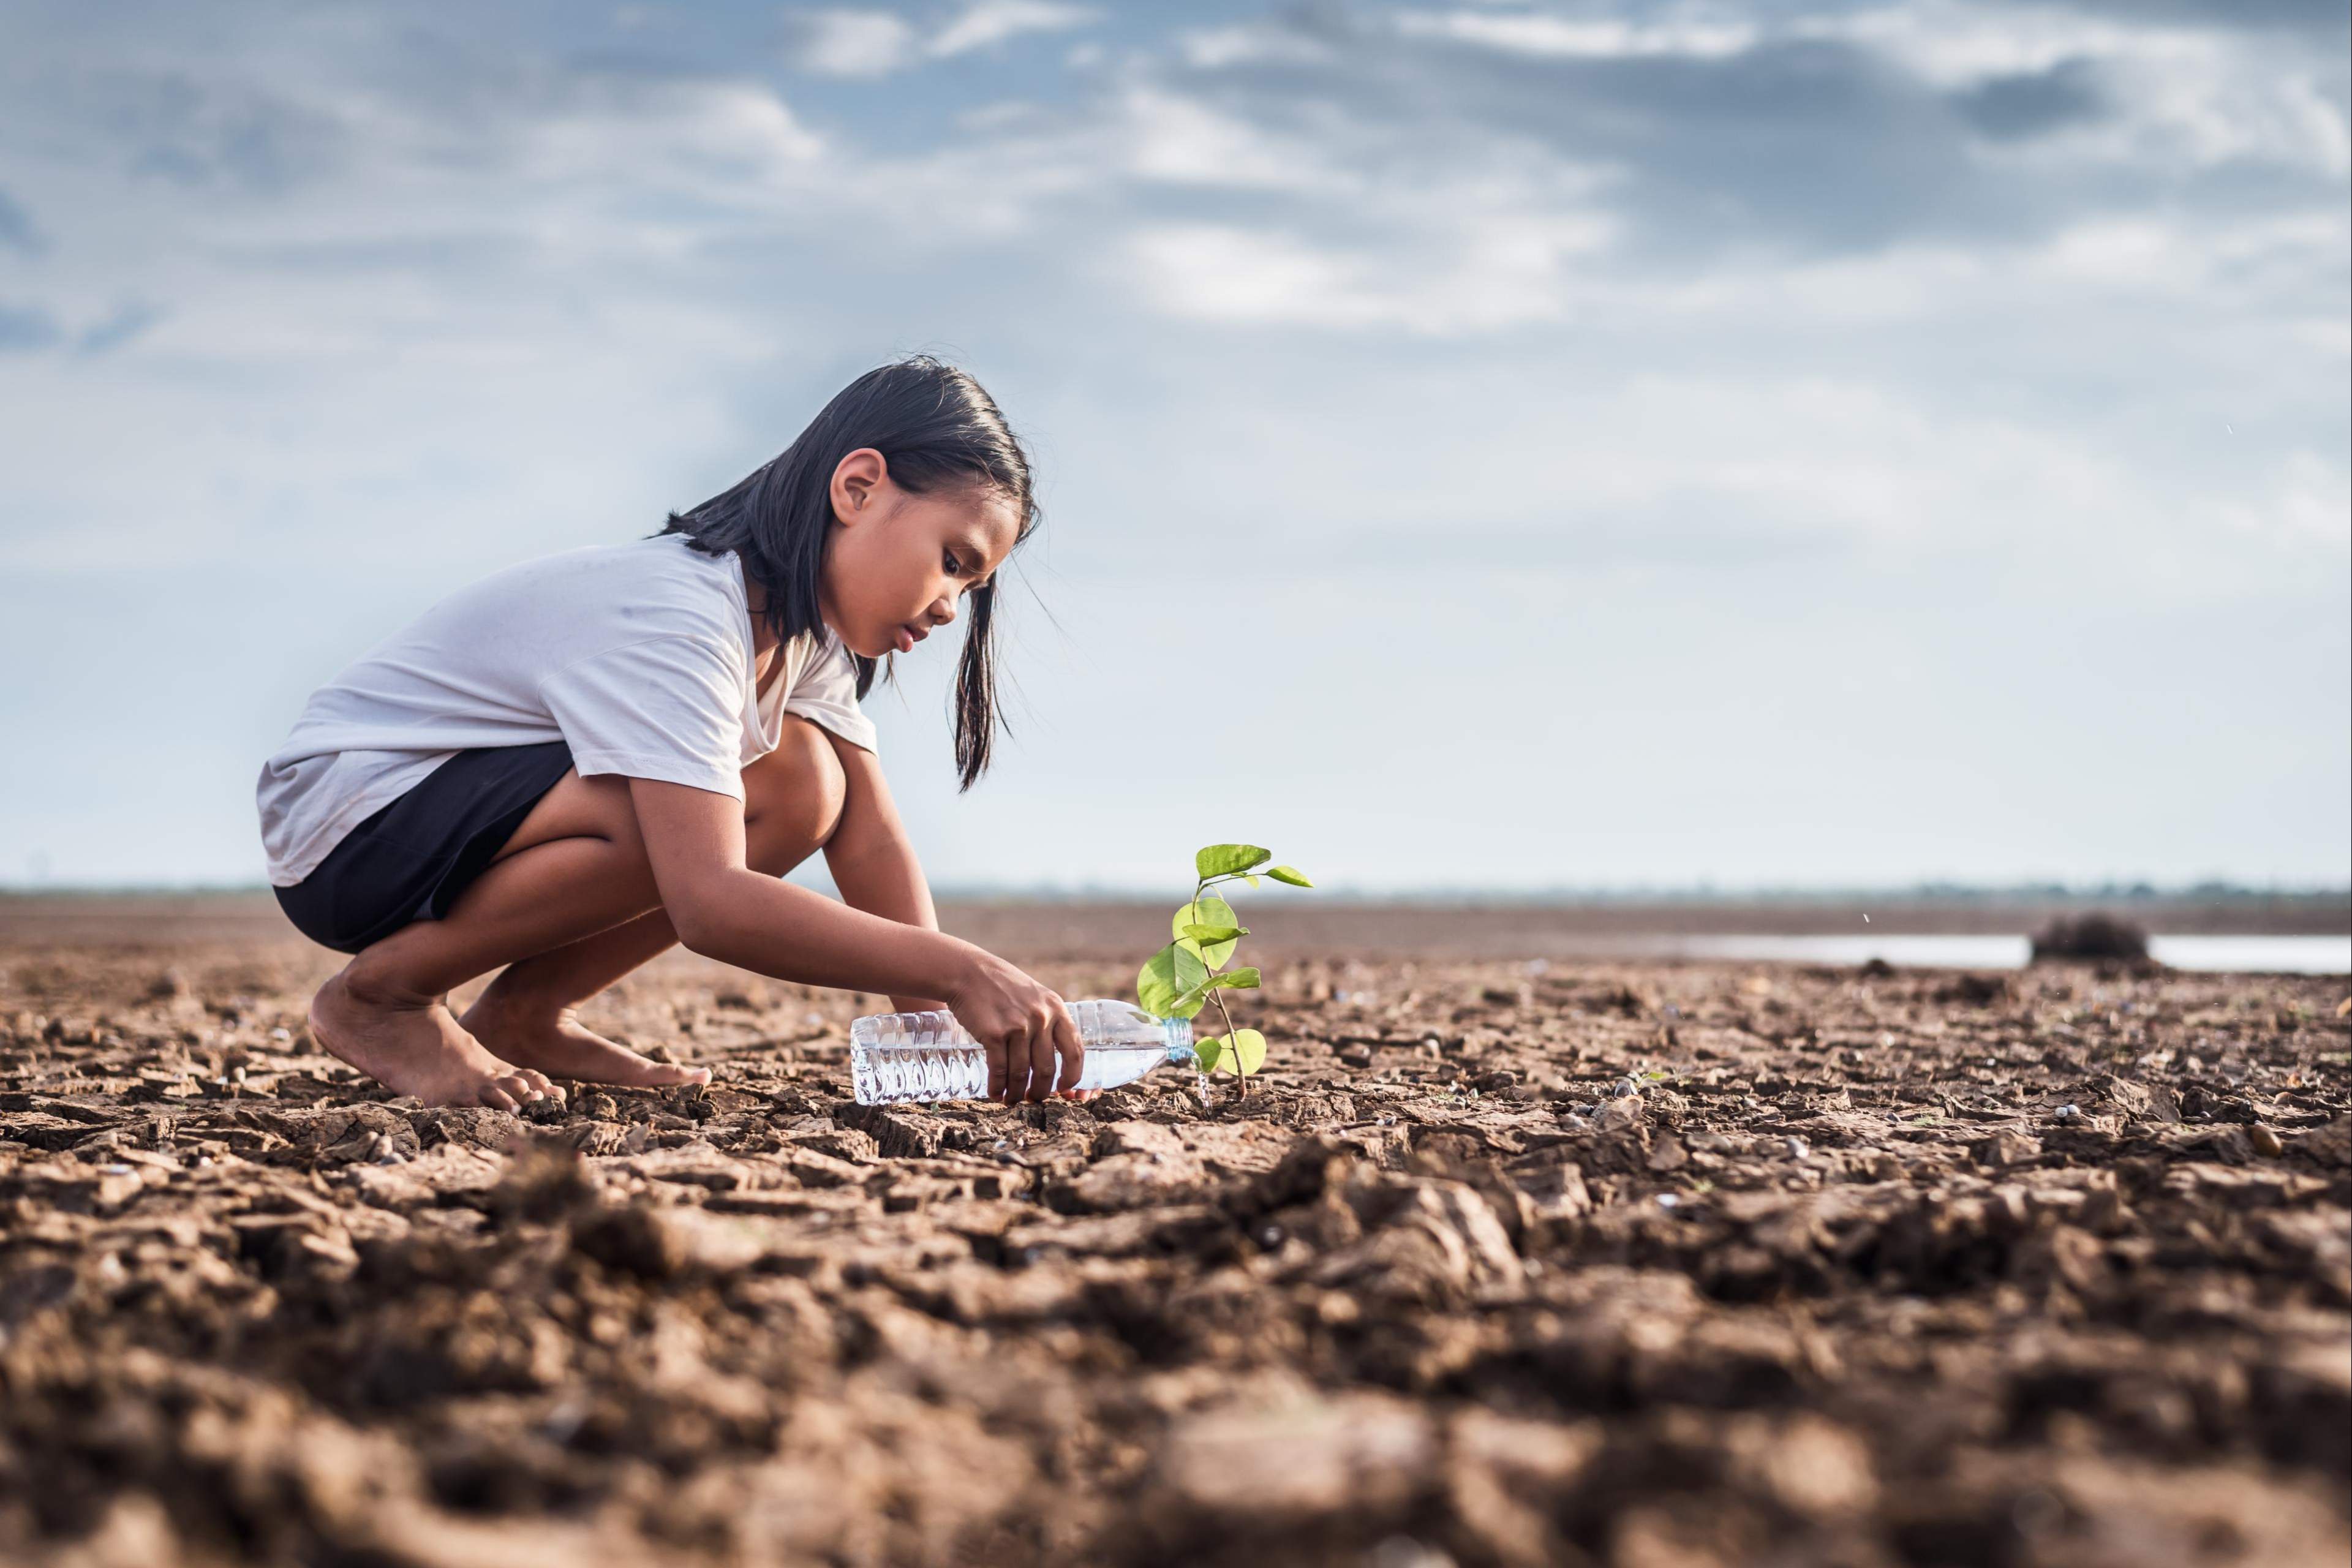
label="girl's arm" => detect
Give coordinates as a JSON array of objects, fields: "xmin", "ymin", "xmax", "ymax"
[
  {"xmin": 627, "ymin": 775, "xmax": 1080, "ymax": 1101},
  {"xmin": 819, "ymin": 735, "xmax": 946, "ymax": 1014}
]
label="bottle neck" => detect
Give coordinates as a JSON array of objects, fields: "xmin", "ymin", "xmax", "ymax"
[{"xmin": 1161, "ymin": 1015, "xmax": 1193, "ymax": 1060}]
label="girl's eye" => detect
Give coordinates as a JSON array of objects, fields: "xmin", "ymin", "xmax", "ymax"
[{"xmin": 943, "ymin": 551, "xmax": 965, "ymax": 576}]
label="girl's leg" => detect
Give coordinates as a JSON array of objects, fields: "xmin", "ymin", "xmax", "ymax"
[
  {"xmin": 458, "ymin": 728, "xmax": 846, "ymax": 1087},
  {"xmin": 307, "ymin": 719, "xmax": 845, "ymax": 1108}
]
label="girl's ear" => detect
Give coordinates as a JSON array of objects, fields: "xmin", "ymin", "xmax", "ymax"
[{"xmin": 831, "ymin": 447, "xmax": 889, "ymax": 526}]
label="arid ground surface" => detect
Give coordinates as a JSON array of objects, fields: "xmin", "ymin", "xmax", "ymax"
[{"xmin": 2, "ymin": 898, "xmax": 2348, "ymax": 1567}]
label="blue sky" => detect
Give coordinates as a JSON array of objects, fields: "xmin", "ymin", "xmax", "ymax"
[{"xmin": 1, "ymin": 0, "xmax": 2346, "ymax": 891}]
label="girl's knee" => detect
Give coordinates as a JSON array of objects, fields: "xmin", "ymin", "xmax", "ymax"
[{"xmin": 745, "ymin": 717, "xmax": 847, "ymax": 851}]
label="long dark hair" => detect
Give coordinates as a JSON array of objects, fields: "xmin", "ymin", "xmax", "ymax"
[{"xmin": 658, "ymin": 356, "xmax": 1036, "ymax": 790}]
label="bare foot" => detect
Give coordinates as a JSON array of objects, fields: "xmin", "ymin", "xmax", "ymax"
[
  {"xmin": 310, "ymin": 967, "xmax": 558, "ymax": 1110},
  {"xmin": 460, "ymin": 989, "xmax": 711, "ymax": 1090}
]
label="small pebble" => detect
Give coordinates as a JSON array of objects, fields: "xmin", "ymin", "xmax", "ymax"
[
  {"xmin": 543, "ymin": 1401, "xmax": 589, "ymax": 1444},
  {"xmin": 2250, "ymin": 1124, "xmax": 2283, "ymax": 1158},
  {"xmin": 1611, "ymin": 1078, "xmax": 1640, "ymax": 1098},
  {"xmin": 1784, "ymin": 1137, "xmax": 1810, "ymax": 1160},
  {"xmin": 1656, "ymin": 1193, "xmax": 1681, "ymax": 1209},
  {"xmin": 2052, "ymin": 1103, "xmax": 2083, "ymax": 1125}
]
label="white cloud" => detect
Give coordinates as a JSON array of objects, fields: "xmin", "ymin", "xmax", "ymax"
[
  {"xmin": 1395, "ymin": 9, "xmax": 1758, "ymax": 60},
  {"xmin": 1822, "ymin": 0, "xmax": 2351, "ymax": 173},
  {"xmin": 1120, "ymin": 88, "xmax": 1343, "ymax": 190},
  {"xmin": 1176, "ymin": 21, "xmax": 1339, "ymax": 70},
  {"xmin": 1126, "ymin": 208, "xmax": 1613, "ymax": 334},
  {"xmin": 794, "ymin": 1, "xmax": 1096, "ymax": 78},
  {"xmin": 2228, "ymin": 450, "xmax": 2352, "ymax": 550},
  {"xmin": 796, "ymin": 9, "xmax": 918, "ymax": 78},
  {"xmin": 931, "ymin": 0, "xmax": 1096, "ymax": 59}
]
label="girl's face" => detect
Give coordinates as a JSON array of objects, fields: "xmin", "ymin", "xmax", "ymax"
[{"xmin": 819, "ymin": 448, "xmax": 1022, "ymax": 660}]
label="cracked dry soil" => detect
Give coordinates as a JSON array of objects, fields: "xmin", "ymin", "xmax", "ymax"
[{"xmin": 2, "ymin": 937, "xmax": 2348, "ymax": 1568}]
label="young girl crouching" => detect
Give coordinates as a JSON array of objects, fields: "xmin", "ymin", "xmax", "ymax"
[{"xmin": 257, "ymin": 357, "xmax": 1082, "ymax": 1110}]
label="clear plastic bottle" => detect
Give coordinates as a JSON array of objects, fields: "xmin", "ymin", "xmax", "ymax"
[{"xmin": 849, "ymin": 998, "xmax": 1195, "ymax": 1105}]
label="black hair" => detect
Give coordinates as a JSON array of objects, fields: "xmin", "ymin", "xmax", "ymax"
[{"xmin": 657, "ymin": 355, "xmax": 1036, "ymax": 790}]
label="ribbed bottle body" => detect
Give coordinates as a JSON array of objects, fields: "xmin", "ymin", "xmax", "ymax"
[{"xmin": 850, "ymin": 999, "xmax": 1193, "ymax": 1104}]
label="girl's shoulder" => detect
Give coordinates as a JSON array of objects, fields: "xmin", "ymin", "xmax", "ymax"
[{"xmin": 487, "ymin": 534, "xmax": 748, "ymax": 641}]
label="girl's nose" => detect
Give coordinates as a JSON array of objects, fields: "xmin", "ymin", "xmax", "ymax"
[{"xmin": 931, "ymin": 595, "xmax": 957, "ymax": 627}]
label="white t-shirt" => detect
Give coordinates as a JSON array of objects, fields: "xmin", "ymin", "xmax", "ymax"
[{"xmin": 257, "ymin": 533, "xmax": 876, "ymax": 887}]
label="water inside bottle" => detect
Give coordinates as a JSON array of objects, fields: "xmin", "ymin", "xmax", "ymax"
[{"xmin": 848, "ymin": 1000, "xmax": 1196, "ymax": 1105}]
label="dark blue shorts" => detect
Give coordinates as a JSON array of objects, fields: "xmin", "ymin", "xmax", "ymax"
[{"xmin": 274, "ymin": 742, "xmax": 575, "ymax": 954}]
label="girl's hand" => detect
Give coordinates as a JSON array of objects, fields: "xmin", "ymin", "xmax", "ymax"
[{"xmin": 947, "ymin": 950, "xmax": 1084, "ymax": 1104}]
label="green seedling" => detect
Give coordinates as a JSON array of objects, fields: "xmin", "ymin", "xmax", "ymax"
[{"xmin": 1136, "ymin": 843, "xmax": 1312, "ymax": 1095}]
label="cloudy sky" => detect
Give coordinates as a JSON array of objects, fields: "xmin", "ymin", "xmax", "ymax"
[{"xmin": 1, "ymin": 0, "xmax": 2345, "ymax": 893}]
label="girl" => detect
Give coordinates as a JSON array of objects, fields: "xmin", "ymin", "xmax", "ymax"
[{"xmin": 257, "ymin": 356, "xmax": 1082, "ymax": 1110}]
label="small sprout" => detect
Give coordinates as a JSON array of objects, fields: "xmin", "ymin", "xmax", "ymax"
[{"xmin": 1137, "ymin": 845, "xmax": 1311, "ymax": 1097}]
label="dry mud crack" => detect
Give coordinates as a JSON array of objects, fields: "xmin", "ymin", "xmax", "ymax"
[{"xmin": 2, "ymin": 943, "xmax": 2348, "ymax": 1567}]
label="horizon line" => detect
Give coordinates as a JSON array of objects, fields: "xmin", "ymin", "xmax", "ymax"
[{"xmin": 4, "ymin": 879, "xmax": 2347, "ymax": 903}]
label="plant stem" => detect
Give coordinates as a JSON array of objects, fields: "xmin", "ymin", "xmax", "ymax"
[
  {"xmin": 1193, "ymin": 875, "xmax": 1256, "ymax": 1097},
  {"xmin": 1208, "ymin": 985, "xmax": 1246, "ymax": 1098}
]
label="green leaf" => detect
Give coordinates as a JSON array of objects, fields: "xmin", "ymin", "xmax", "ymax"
[
  {"xmin": 1169, "ymin": 974, "xmax": 1229, "ymax": 1019},
  {"xmin": 1137, "ymin": 943, "xmax": 1210, "ymax": 1017},
  {"xmin": 1180, "ymin": 922, "xmax": 1248, "ymax": 946},
  {"xmin": 1194, "ymin": 1034, "xmax": 1224, "ymax": 1074},
  {"xmin": 1205, "ymin": 967, "xmax": 1261, "ymax": 992},
  {"xmin": 1195, "ymin": 843, "xmax": 1271, "ymax": 878},
  {"xmin": 1227, "ymin": 1028, "xmax": 1268, "ymax": 1075},
  {"xmin": 1173, "ymin": 897, "xmax": 1240, "ymax": 968},
  {"xmin": 1267, "ymin": 865, "xmax": 1314, "ymax": 888},
  {"xmin": 1245, "ymin": 874, "xmax": 1262, "ymax": 888}
]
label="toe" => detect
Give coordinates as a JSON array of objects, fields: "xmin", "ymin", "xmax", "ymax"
[
  {"xmin": 495, "ymin": 1072, "xmax": 542, "ymax": 1104},
  {"xmin": 480, "ymin": 1082, "xmax": 520, "ymax": 1112}
]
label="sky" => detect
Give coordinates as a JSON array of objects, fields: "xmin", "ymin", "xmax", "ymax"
[{"xmin": 0, "ymin": 0, "xmax": 2346, "ymax": 894}]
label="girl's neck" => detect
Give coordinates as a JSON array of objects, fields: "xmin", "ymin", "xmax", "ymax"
[{"xmin": 741, "ymin": 565, "xmax": 783, "ymax": 689}]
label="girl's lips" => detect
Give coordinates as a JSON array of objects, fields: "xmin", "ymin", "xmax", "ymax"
[{"xmin": 892, "ymin": 623, "xmax": 924, "ymax": 654}]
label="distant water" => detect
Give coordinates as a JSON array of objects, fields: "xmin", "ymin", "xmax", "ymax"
[{"xmin": 1661, "ymin": 934, "xmax": 2351, "ymax": 974}]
